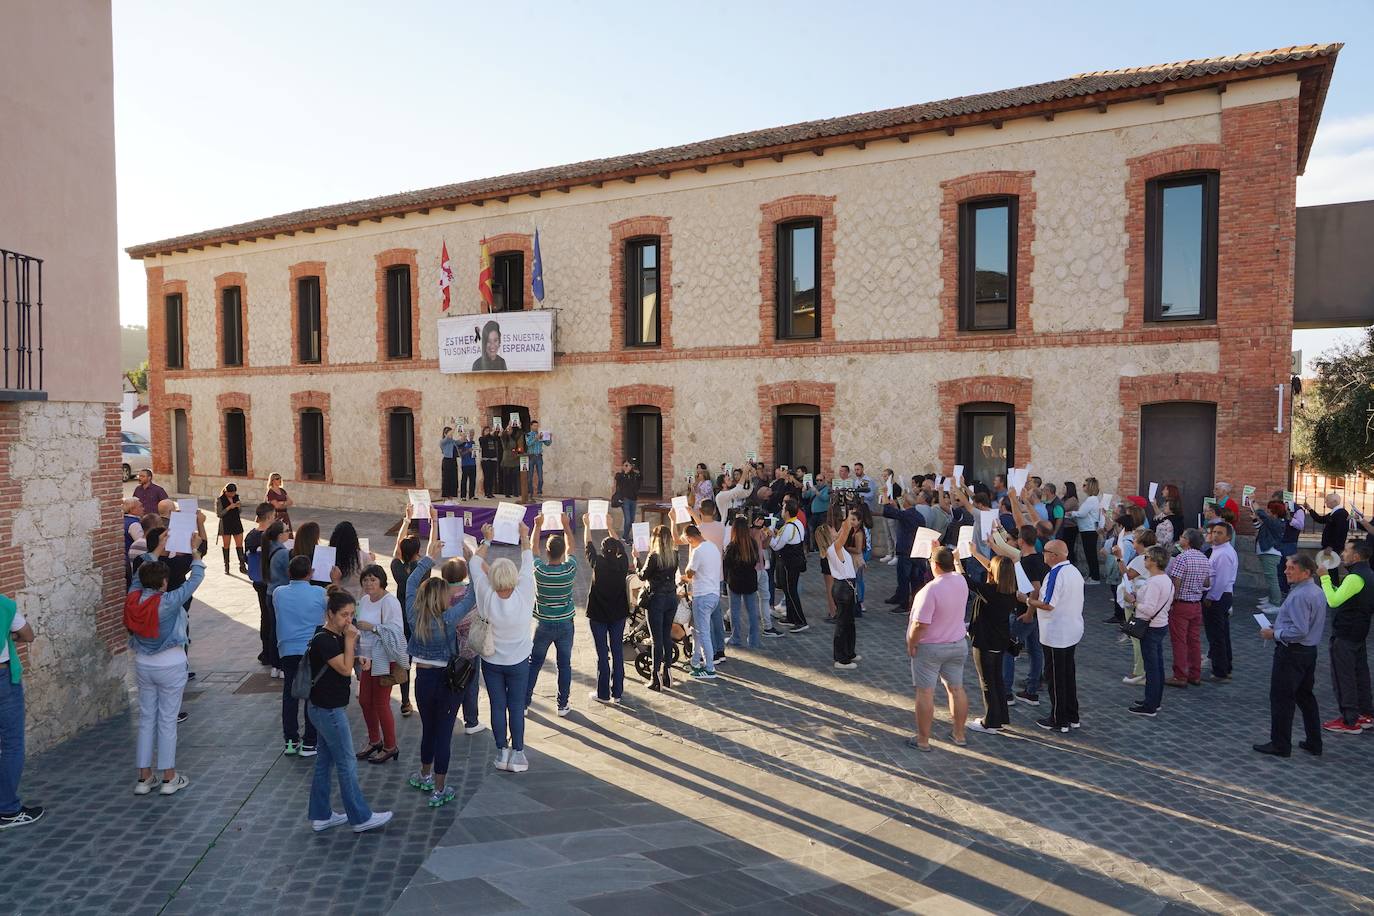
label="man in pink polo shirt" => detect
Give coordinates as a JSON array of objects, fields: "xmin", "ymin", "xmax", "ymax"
[{"xmin": 905, "ymin": 546, "xmax": 970, "ymax": 751}]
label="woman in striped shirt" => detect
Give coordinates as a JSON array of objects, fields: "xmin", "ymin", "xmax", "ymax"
[{"xmin": 525, "ymin": 513, "xmax": 577, "ymax": 717}]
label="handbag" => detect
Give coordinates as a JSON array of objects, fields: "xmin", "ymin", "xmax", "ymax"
[
  {"xmin": 376, "ymin": 661, "xmax": 410, "ymax": 688},
  {"xmin": 441, "ymin": 619, "xmax": 477, "ymax": 692},
  {"xmin": 1121, "ymin": 598, "xmax": 1165, "ymax": 640},
  {"xmin": 464, "ymin": 606, "xmax": 496, "ymax": 659},
  {"xmin": 1007, "ymin": 636, "xmax": 1025, "ymax": 657}
]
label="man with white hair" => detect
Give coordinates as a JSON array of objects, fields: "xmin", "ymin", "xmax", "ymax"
[
  {"xmin": 1214, "ymin": 482, "xmax": 1240, "ymax": 520},
  {"xmin": 123, "ymin": 498, "xmax": 146, "ymax": 587},
  {"xmin": 1305, "ymin": 492, "xmax": 1350, "ymax": 555}
]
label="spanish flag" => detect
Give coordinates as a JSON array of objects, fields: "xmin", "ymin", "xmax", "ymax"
[{"xmin": 477, "ymin": 239, "xmax": 494, "ymax": 309}]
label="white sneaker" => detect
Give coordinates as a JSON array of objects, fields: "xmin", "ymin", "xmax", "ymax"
[
  {"xmin": 271, "ymin": 668, "xmax": 284, "ymax": 679},
  {"xmin": 1122, "ymin": 674, "xmax": 1146, "ymax": 685},
  {"xmin": 133, "ymin": 775, "xmax": 161, "ymax": 796},
  {"xmin": 884, "ymin": 556, "xmax": 898, "ymax": 566},
  {"xmin": 556, "ymin": 705, "xmax": 570, "ymax": 718},
  {"xmin": 508, "ymin": 750, "xmax": 529, "ymax": 773},
  {"xmin": 463, "ymin": 722, "xmax": 489, "ymax": 735},
  {"xmin": 352, "ymin": 811, "xmax": 393, "ymax": 833},
  {"xmin": 968, "ymin": 719, "xmax": 998, "ymax": 733},
  {"xmin": 833, "ymin": 661, "xmax": 857, "ymax": 670},
  {"xmin": 495, "ymin": 748, "xmax": 512, "ymax": 771},
  {"xmin": 852, "ymin": 655, "xmax": 863, "ymax": 662},
  {"xmin": 159, "ymin": 773, "xmax": 190, "ymax": 796},
  {"xmin": 312, "ymin": 811, "xmax": 348, "ymax": 832},
  {"xmin": 589, "ymin": 690, "xmax": 609, "ymax": 704}
]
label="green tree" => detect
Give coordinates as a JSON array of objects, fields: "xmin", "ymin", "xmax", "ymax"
[
  {"xmin": 1294, "ymin": 326, "xmax": 1374, "ymax": 477},
  {"xmin": 129, "ymin": 358, "xmax": 148, "ymax": 392}
]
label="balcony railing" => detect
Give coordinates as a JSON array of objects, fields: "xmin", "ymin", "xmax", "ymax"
[{"xmin": 1, "ymin": 248, "xmax": 46, "ymax": 401}]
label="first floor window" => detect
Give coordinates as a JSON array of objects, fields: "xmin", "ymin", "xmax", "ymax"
[
  {"xmin": 776, "ymin": 220, "xmax": 820, "ymax": 340},
  {"xmin": 957, "ymin": 403, "xmax": 1014, "ymax": 488},
  {"xmin": 625, "ymin": 238, "xmax": 660, "ymax": 346},
  {"xmin": 165, "ymin": 293, "xmax": 185, "ymax": 369},
  {"xmin": 388, "ymin": 408, "xmax": 416, "ymax": 485},
  {"xmin": 624, "ymin": 407, "xmax": 662, "ymax": 498},
  {"xmin": 297, "ymin": 277, "xmax": 322, "ymax": 363},
  {"xmin": 958, "ymin": 197, "xmax": 1016, "ymax": 330},
  {"xmin": 775, "ymin": 404, "xmax": 820, "ymax": 474},
  {"xmin": 492, "ymin": 252, "xmax": 524, "ymax": 312},
  {"xmin": 385, "ymin": 265, "xmax": 413, "ymax": 359},
  {"xmin": 1145, "ymin": 172, "xmax": 1218, "ymax": 321},
  {"xmin": 221, "ymin": 286, "xmax": 244, "ymax": 365},
  {"xmin": 300, "ymin": 409, "xmax": 325, "ymax": 480},
  {"xmin": 225, "ymin": 410, "xmax": 247, "ymax": 476}
]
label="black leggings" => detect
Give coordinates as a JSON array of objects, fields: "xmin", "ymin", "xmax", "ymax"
[
  {"xmin": 779, "ymin": 564, "xmax": 806, "ymax": 627},
  {"xmin": 648, "ymin": 592, "xmax": 676, "ymax": 679},
  {"xmin": 1062, "ymin": 527, "xmax": 1079, "ymax": 568},
  {"xmin": 1078, "ymin": 530, "xmax": 1100, "ymax": 580},
  {"xmin": 973, "ymin": 648, "xmax": 1009, "ymax": 728},
  {"xmin": 460, "ymin": 465, "xmax": 477, "ymax": 500}
]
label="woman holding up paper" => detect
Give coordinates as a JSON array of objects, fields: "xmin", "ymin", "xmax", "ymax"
[
  {"xmin": 825, "ymin": 510, "xmax": 861, "ymax": 669},
  {"xmin": 327, "ymin": 522, "xmax": 374, "ymax": 599},
  {"xmin": 959, "ymin": 552, "xmax": 1015, "ymax": 732},
  {"xmin": 472, "ymin": 522, "xmax": 535, "ymax": 773},
  {"xmin": 583, "ymin": 523, "xmax": 631, "ymax": 704},
  {"xmin": 634, "ymin": 525, "xmax": 679, "ymax": 690}
]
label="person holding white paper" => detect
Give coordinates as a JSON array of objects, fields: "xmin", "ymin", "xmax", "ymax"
[
  {"xmin": 587, "ymin": 499, "xmax": 610, "ymax": 532},
  {"xmin": 437, "ymin": 516, "xmax": 465, "ymax": 559},
  {"xmin": 826, "ymin": 511, "xmax": 861, "ymax": 669},
  {"xmin": 326, "ymin": 522, "xmax": 374, "ymax": 599},
  {"xmin": 583, "ymin": 520, "xmax": 631, "ymax": 704},
  {"xmin": 523, "ymin": 421, "xmax": 551, "ymax": 498},
  {"xmin": 471, "ymin": 522, "xmax": 535, "ymax": 773},
  {"xmin": 527, "ymin": 513, "xmax": 577, "ymax": 717},
  {"xmin": 492, "ymin": 502, "xmax": 524, "ymax": 545},
  {"xmin": 958, "ymin": 551, "xmax": 1015, "ymax": 732},
  {"xmin": 634, "ymin": 525, "xmax": 680, "ymax": 690}
]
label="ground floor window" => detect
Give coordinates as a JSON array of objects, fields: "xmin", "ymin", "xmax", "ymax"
[
  {"xmin": 625, "ymin": 407, "xmax": 663, "ymax": 498},
  {"xmin": 224, "ymin": 409, "xmax": 247, "ymax": 476},
  {"xmin": 775, "ymin": 404, "xmax": 820, "ymax": 474},
  {"xmin": 300, "ymin": 409, "xmax": 325, "ymax": 480},
  {"xmin": 387, "ymin": 408, "xmax": 416, "ymax": 485},
  {"xmin": 957, "ymin": 402, "xmax": 1013, "ymax": 488}
]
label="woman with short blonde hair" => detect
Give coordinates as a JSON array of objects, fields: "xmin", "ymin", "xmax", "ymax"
[{"xmin": 471, "ymin": 522, "xmax": 535, "ymax": 773}]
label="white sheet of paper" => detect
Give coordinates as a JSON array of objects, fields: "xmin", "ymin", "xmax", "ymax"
[
  {"xmin": 492, "ymin": 415, "xmax": 501, "ymax": 429},
  {"xmin": 978, "ymin": 509, "xmax": 999, "ymax": 540},
  {"xmin": 943, "ymin": 478, "xmax": 952, "ymax": 493},
  {"xmin": 493, "ymin": 502, "xmax": 524, "ymax": 544},
  {"xmin": 176, "ymin": 498, "xmax": 197, "ymax": 515},
  {"xmin": 910, "ymin": 527, "xmax": 942, "ymax": 558},
  {"xmin": 358, "ymin": 538, "xmax": 370, "ymax": 555},
  {"xmin": 632, "ymin": 522, "xmax": 650, "ymax": 552},
  {"xmin": 541, "ymin": 431, "xmax": 551, "ymax": 442},
  {"xmin": 956, "ymin": 525, "xmax": 976, "ymax": 558},
  {"xmin": 1253, "ymin": 613, "xmax": 1272, "ymax": 630},
  {"xmin": 166, "ymin": 511, "xmax": 196, "ymax": 554},
  {"xmin": 540, "ymin": 501, "xmax": 563, "ymax": 529},
  {"xmin": 311, "ymin": 545, "xmax": 336, "ymax": 583},
  {"xmin": 953, "ymin": 465, "xmax": 964, "ymax": 485},
  {"xmin": 885, "ymin": 480, "xmax": 893, "ymax": 498},
  {"xmin": 1242, "ymin": 485, "xmax": 1255, "ymax": 507},
  {"xmin": 803, "ymin": 473, "xmax": 813, "ymax": 489},
  {"xmin": 588, "ymin": 499, "xmax": 609, "ymax": 530},
  {"xmin": 509, "ymin": 412, "xmax": 519, "ymax": 426},
  {"xmin": 463, "ymin": 534, "xmax": 479, "ymax": 554},
  {"xmin": 284, "ymin": 539, "xmax": 294, "ymax": 551},
  {"xmin": 1148, "ymin": 482, "xmax": 1159, "ymax": 503},
  {"xmin": 408, "ymin": 489, "xmax": 431, "ymax": 513},
  {"xmin": 1014, "ymin": 561, "xmax": 1033, "ymax": 595},
  {"xmin": 671, "ymin": 495, "xmax": 691, "ymax": 524},
  {"xmin": 438, "ymin": 516, "xmax": 464, "ymax": 558},
  {"xmin": 1007, "ymin": 468, "xmax": 1022, "ymax": 491}
]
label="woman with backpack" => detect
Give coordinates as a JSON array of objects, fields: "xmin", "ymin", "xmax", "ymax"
[
  {"xmin": 304, "ymin": 590, "xmax": 392, "ymax": 834},
  {"xmin": 583, "ymin": 526, "xmax": 630, "ymax": 704},
  {"xmin": 127, "ymin": 534, "xmax": 204, "ymax": 798},
  {"xmin": 723, "ymin": 517, "xmax": 762, "ymax": 649},
  {"xmin": 215, "ymin": 483, "xmax": 248, "ymax": 575},
  {"xmin": 633, "ymin": 524, "xmax": 679, "ymax": 690}
]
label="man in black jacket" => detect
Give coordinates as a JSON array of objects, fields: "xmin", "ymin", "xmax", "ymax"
[
  {"xmin": 1306, "ymin": 492, "xmax": 1350, "ymax": 553},
  {"xmin": 1319, "ymin": 541, "xmax": 1374, "ymax": 734}
]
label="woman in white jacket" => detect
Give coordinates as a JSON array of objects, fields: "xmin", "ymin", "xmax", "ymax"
[
  {"xmin": 471, "ymin": 522, "xmax": 535, "ymax": 773},
  {"xmin": 1069, "ymin": 477, "xmax": 1104, "ymax": 583}
]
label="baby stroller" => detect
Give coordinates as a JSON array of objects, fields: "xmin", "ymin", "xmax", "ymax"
[{"xmin": 625, "ymin": 573, "xmax": 693, "ymax": 679}]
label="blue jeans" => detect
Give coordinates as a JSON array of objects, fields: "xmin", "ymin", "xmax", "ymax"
[
  {"xmin": 711, "ymin": 599, "xmax": 726, "ymax": 658},
  {"xmin": 482, "ymin": 661, "xmax": 529, "ymax": 751},
  {"xmin": 278, "ymin": 655, "xmax": 317, "ymax": 745},
  {"xmin": 529, "ymin": 454, "xmax": 545, "ymax": 495},
  {"xmin": 1139, "ymin": 625, "xmax": 1168, "ymax": 712},
  {"xmin": 729, "ymin": 590, "xmax": 760, "ymax": 647},
  {"xmin": 620, "ymin": 500, "xmax": 637, "ymax": 543},
  {"xmin": 526, "ymin": 618, "xmax": 574, "ymax": 708},
  {"xmin": 691, "ymin": 593, "xmax": 719, "ymax": 671},
  {"xmin": 647, "ymin": 592, "xmax": 676, "ymax": 678},
  {"xmin": 414, "ymin": 666, "xmax": 462, "ymax": 775},
  {"xmin": 894, "ymin": 555, "xmax": 913, "ymax": 604},
  {"xmin": 0, "ymin": 674, "xmax": 25, "ymax": 815},
  {"xmin": 1003, "ymin": 615, "xmax": 1043, "ymax": 699},
  {"xmin": 306, "ymin": 704, "xmax": 373, "ymax": 825},
  {"xmin": 589, "ymin": 618, "xmax": 626, "ymax": 700}
]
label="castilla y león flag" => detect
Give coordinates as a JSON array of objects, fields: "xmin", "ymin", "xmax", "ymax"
[
  {"xmin": 439, "ymin": 241, "xmax": 453, "ymax": 311},
  {"xmin": 477, "ymin": 239, "xmax": 494, "ymax": 309}
]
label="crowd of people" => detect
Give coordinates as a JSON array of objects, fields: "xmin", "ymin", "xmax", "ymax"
[{"xmin": 1, "ymin": 460, "xmax": 1370, "ymax": 834}]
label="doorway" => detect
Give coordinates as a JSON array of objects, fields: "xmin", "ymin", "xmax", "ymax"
[
  {"xmin": 173, "ymin": 409, "xmax": 190, "ymax": 493},
  {"xmin": 775, "ymin": 404, "xmax": 820, "ymax": 474},
  {"xmin": 1138, "ymin": 402, "xmax": 1216, "ymax": 525}
]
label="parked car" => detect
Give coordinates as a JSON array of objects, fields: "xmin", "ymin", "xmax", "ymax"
[
  {"xmin": 122, "ymin": 442, "xmax": 152, "ymax": 481},
  {"xmin": 122, "ymin": 431, "xmax": 150, "ymax": 447}
]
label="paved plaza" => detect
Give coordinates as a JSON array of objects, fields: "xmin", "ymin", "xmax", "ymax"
[{"xmin": 7, "ymin": 499, "xmax": 1374, "ymax": 914}]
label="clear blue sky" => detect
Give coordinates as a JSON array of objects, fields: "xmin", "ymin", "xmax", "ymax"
[{"xmin": 112, "ymin": 0, "xmax": 1374, "ymax": 363}]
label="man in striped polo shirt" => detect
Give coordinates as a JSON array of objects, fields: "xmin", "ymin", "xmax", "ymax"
[{"xmin": 526, "ymin": 513, "xmax": 577, "ymax": 717}]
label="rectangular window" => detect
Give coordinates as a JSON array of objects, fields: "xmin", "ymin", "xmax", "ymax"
[
  {"xmin": 958, "ymin": 198, "xmax": 1017, "ymax": 330},
  {"xmin": 625, "ymin": 407, "xmax": 663, "ymax": 498},
  {"xmin": 164, "ymin": 294, "xmax": 184, "ymax": 369},
  {"xmin": 776, "ymin": 220, "xmax": 820, "ymax": 340},
  {"xmin": 300, "ymin": 409, "xmax": 325, "ymax": 480},
  {"xmin": 387, "ymin": 409, "xmax": 416, "ymax": 485},
  {"xmin": 625, "ymin": 239, "xmax": 660, "ymax": 347},
  {"xmin": 492, "ymin": 253, "xmax": 524, "ymax": 312},
  {"xmin": 1145, "ymin": 172, "xmax": 1218, "ymax": 321},
  {"xmin": 957, "ymin": 403, "xmax": 1014, "ymax": 488},
  {"xmin": 775, "ymin": 405, "xmax": 821, "ymax": 473},
  {"xmin": 221, "ymin": 286, "xmax": 244, "ymax": 366},
  {"xmin": 297, "ymin": 277, "xmax": 322, "ymax": 363},
  {"xmin": 385, "ymin": 266, "xmax": 413, "ymax": 359},
  {"xmin": 225, "ymin": 410, "xmax": 247, "ymax": 476}
]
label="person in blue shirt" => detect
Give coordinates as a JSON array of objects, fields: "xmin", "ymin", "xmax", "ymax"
[
  {"xmin": 1254, "ymin": 552, "xmax": 1328, "ymax": 757},
  {"xmin": 524, "ymin": 420, "xmax": 552, "ymax": 498},
  {"xmin": 274, "ymin": 555, "xmax": 328, "ymax": 757},
  {"xmin": 439, "ymin": 427, "xmax": 460, "ymax": 499},
  {"xmin": 459, "ymin": 429, "xmax": 477, "ymax": 500}
]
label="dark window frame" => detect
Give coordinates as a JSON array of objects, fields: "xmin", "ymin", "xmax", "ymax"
[
  {"xmin": 300, "ymin": 409, "xmax": 326, "ymax": 481},
  {"xmin": 1144, "ymin": 171, "xmax": 1219, "ymax": 323},
  {"xmin": 164, "ymin": 293, "xmax": 185, "ymax": 369},
  {"xmin": 624, "ymin": 406, "xmax": 663, "ymax": 498},
  {"xmin": 956, "ymin": 401, "xmax": 1015, "ymax": 486},
  {"xmin": 774, "ymin": 403, "xmax": 821, "ymax": 473},
  {"xmin": 957, "ymin": 196, "xmax": 1018, "ymax": 331},
  {"xmin": 387, "ymin": 407, "xmax": 416, "ymax": 485},
  {"xmin": 384, "ymin": 265, "xmax": 413, "ymax": 359},
  {"xmin": 775, "ymin": 219, "xmax": 822, "ymax": 341},
  {"xmin": 221, "ymin": 285, "xmax": 244, "ymax": 366},
  {"xmin": 624, "ymin": 237, "xmax": 661, "ymax": 348},
  {"xmin": 224, "ymin": 409, "xmax": 248, "ymax": 476},
  {"xmin": 297, "ymin": 276, "xmax": 322, "ymax": 364},
  {"xmin": 491, "ymin": 252, "xmax": 525, "ymax": 313}
]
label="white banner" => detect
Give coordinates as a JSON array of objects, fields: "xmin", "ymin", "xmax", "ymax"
[{"xmin": 438, "ymin": 311, "xmax": 555, "ymax": 373}]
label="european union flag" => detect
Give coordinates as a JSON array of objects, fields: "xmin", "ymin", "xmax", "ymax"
[{"xmin": 531, "ymin": 228, "xmax": 545, "ymax": 303}]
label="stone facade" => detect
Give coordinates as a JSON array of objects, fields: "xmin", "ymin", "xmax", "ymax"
[{"xmin": 137, "ymin": 77, "xmax": 1304, "ymax": 513}]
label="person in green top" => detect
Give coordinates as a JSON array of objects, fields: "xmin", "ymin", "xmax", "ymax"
[
  {"xmin": 0, "ymin": 593, "xmax": 41, "ymax": 829},
  {"xmin": 525, "ymin": 512, "xmax": 577, "ymax": 716},
  {"xmin": 1319, "ymin": 541, "xmax": 1374, "ymax": 733}
]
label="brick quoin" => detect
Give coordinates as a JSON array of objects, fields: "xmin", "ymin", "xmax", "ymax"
[
  {"xmin": 213, "ymin": 271, "xmax": 250, "ymax": 369},
  {"xmin": 476, "ymin": 386, "xmax": 541, "ymax": 426},
  {"xmin": 757, "ymin": 381, "xmax": 836, "ymax": 472},
  {"xmin": 290, "ymin": 390, "xmax": 333, "ymax": 484},
  {"xmin": 216, "ymin": 391, "xmax": 253, "ymax": 479},
  {"xmin": 938, "ymin": 171, "xmax": 1037, "ymax": 337},
  {"xmin": 289, "ymin": 260, "xmax": 330, "ymax": 366},
  {"xmin": 936, "ymin": 376, "xmax": 1033, "ymax": 472},
  {"xmin": 162, "ymin": 392, "xmax": 193, "ymax": 484},
  {"xmin": 95, "ymin": 405, "xmax": 129, "ymax": 654},
  {"xmin": 374, "ymin": 248, "xmax": 421, "ymax": 362},
  {"xmin": 608, "ymin": 384, "xmax": 675, "ymax": 496},
  {"xmin": 608, "ymin": 216, "xmax": 674, "ymax": 352},
  {"xmin": 758, "ymin": 195, "xmax": 836, "ymax": 348},
  {"xmin": 376, "ymin": 388, "xmax": 425, "ymax": 489},
  {"xmin": 480, "ymin": 232, "xmax": 533, "ymax": 313}
]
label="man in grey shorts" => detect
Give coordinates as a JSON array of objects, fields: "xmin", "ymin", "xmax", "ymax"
[{"xmin": 905, "ymin": 546, "xmax": 970, "ymax": 751}]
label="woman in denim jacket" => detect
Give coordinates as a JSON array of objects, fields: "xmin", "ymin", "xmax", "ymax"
[{"xmin": 1251, "ymin": 501, "xmax": 1289, "ymax": 609}]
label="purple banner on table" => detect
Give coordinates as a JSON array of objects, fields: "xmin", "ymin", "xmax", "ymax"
[{"xmin": 414, "ymin": 498, "xmax": 577, "ymax": 541}]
